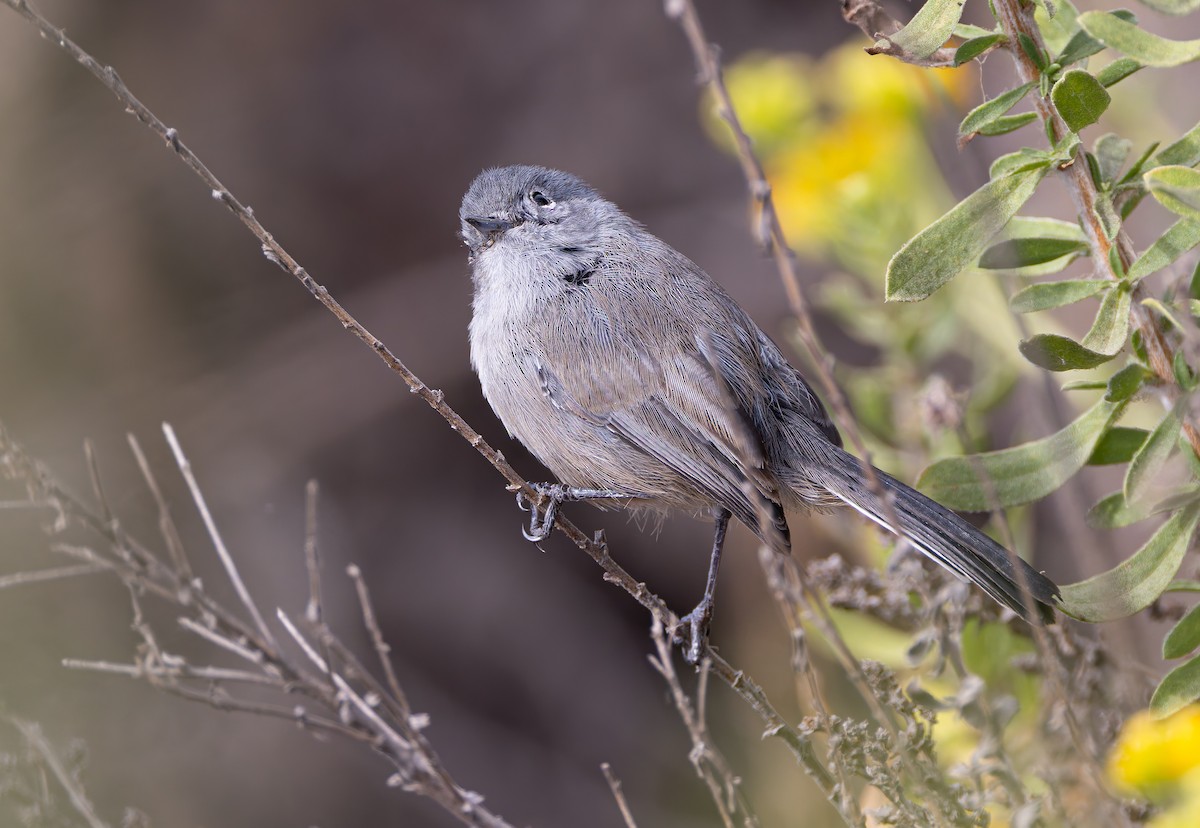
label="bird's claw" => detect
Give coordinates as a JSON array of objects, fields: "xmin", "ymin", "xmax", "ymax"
[
  {"xmin": 674, "ymin": 599, "xmax": 714, "ymax": 665},
  {"xmin": 516, "ymin": 483, "xmax": 564, "ymax": 542}
]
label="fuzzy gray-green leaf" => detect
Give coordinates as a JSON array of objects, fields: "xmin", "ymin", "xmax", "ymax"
[
  {"xmin": 1059, "ymin": 502, "xmax": 1200, "ymax": 622},
  {"xmin": 1009, "ymin": 279, "xmax": 1108, "ymax": 313},
  {"xmin": 1052, "ymin": 70, "xmax": 1111, "ymax": 132},
  {"xmin": 1019, "ymin": 335, "xmax": 1116, "ymax": 371},
  {"xmin": 979, "ymin": 237, "xmax": 1089, "ymax": 270},
  {"xmin": 955, "ymin": 33, "xmax": 1007, "ymax": 65},
  {"xmin": 887, "ymin": 0, "xmax": 967, "ymax": 59},
  {"xmin": 1079, "ymin": 11, "xmax": 1200, "ymax": 68},
  {"xmin": 1136, "ymin": 0, "xmax": 1200, "ymax": 16},
  {"xmin": 1151, "ymin": 654, "xmax": 1200, "ymax": 718},
  {"xmin": 1125, "ymin": 399, "xmax": 1185, "ymax": 508},
  {"xmin": 1127, "ymin": 218, "xmax": 1200, "ymax": 282},
  {"xmin": 1164, "ymin": 603, "xmax": 1200, "ymax": 659},
  {"xmin": 959, "ymin": 83, "xmax": 1035, "ymax": 140},
  {"xmin": 1081, "ymin": 283, "xmax": 1132, "ymax": 355},
  {"xmin": 1094, "ymin": 134, "xmax": 1133, "ymax": 183},
  {"xmin": 1087, "ymin": 427, "xmax": 1149, "ymax": 465},
  {"xmin": 1145, "ymin": 166, "xmax": 1200, "ymax": 221},
  {"xmin": 1086, "ymin": 486, "xmax": 1200, "ymax": 529},
  {"xmin": 1096, "ymin": 57, "xmax": 1143, "ymax": 88},
  {"xmin": 1106, "ymin": 364, "xmax": 1149, "ymax": 402},
  {"xmin": 917, "ymin": 398, "xmax": 1124, "ymax": 510},
  {"xmin": 1156, "ymin": 119, "xmax": 1200, "ymax": 168},
  {"xmin": 887, "ymin": 165, "xmax": 1049, "ymax": 301}
]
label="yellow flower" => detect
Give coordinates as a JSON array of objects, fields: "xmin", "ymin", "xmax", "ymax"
[
  {"xmin": 1149, "ymin": 769, "xmax": 1200, "ymax": 828},
  {"xmin": 1108, "ymin": 705, "xmax": 1200, "ymax": 801},
  {"xmin": 706, "ymin": 42, "xmax": 969, "ymax": 261}
]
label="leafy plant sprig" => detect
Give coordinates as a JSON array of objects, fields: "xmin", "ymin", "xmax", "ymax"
[{"xmin": 862, "ymin": 0, "xmax": 1200, "ymax": 717}]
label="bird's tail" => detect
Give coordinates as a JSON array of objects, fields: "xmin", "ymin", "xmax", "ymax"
[{"xmin": 800, "ymin": 444, "xmax": 1059, "ymax": 624}]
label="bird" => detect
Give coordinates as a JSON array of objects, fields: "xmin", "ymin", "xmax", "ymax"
[{"xmin": 459, "ymin": 164, "xmax": 1059, "ymax": 661}]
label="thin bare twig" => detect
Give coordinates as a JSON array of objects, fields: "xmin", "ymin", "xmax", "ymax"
[
  {"xmin": 347, "ymin": 563, "xmax": 412, "ymax": 717},
  {"xmin": 7, "ymin": 718, "xmax": 111, "ymax": 828},
  {"xmin": 304, "ymin": 479, "xmax": 322, "ymax": 624},
  {"xmin": 62, "ymin": 658, "xmax": 281, "ymax": 687},
  {"xmin": 0, "ymin": 562, "xmax": 109, "ymax": 591},
  {"xmin": 649, "ymin": 618, "xmax": 760, "ymax": 828},
  {"xmin": 163, "ymin": 422, "xmax": 279, "ymax": 655},
  {"xmin": 128, "ymin": 431, "xmax": 194, "ymax": 584},
  {"xmin": 178, "ymin": 616, "xmax": 268, "ymax": 667},
  {"xmin": 601, "ymin": 763, "xmax": 641, "ymax": 828}
]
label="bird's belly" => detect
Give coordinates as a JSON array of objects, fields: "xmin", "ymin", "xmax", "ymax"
[{"xmin": 470, "ymin": 328, "xmax": 705, "ymax": 513}]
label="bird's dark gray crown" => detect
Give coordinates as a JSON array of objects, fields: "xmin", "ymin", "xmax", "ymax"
[{"xmin": 460, "ymin": 165, "xmax": 599, "ymax": 221}]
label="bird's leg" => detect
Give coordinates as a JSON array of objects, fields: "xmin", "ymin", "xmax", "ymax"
[
  {"xmin": 676, "ymin": 509, "xmax": 730, "ymax": 665},
  {"xmin": 515, "ymin": 483, "xmax": 632, "ymax": 541}
]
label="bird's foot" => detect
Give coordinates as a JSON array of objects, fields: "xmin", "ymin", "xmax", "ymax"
[
  {"xmin": 515, "ymin": 483, "xmax": 568, "ymax": 542},
  {"xmin": 515, "ymin": 484, "xmax": 630, "ymax": 542},
  {"xmin": 675, "ymin": 598, "xmax": 714, "ymax": 665}
]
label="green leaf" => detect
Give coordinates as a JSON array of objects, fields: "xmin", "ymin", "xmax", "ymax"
[
  {"xmin": 918, "ymin": 398, "xmax": 1125, "ymax": 510},
  {"xmin": 980, "ymin": 237, "xmax": 1089, "ymax": 270},
  {"xmin": 887, "ymin": 164, "xmax": 1050, "ymax": 301},
  {"xmin": 886, "ymin": 0, "xmax": 968, "ymax": 60},
  {"xmin": 1086, "ymin": 486, "xmax": 1200, "ymax": 529},
  {"xmin": 1010, "ymin": 279, "xmax": 1108, "ymax": 313},
  {"xmin": 1106, "ymin": 363, "xmax": 1150, "ymax": 402},
  {"xmin": 1037, "ymin": 0, "xmax": 1080, "ymax": 55},
  {"xmin": 1056, "ymin": 9, "xmax": 1137, "ymax": 64},
  {"xmin": 1032, "ymin": 0, "xmax": 1058, "ymax": 18},
  {"xmin": 1095, "ymin": 189, "xmax": 1123, "ymax": 240},
  {"xmin": 1094, "ymin": 133, "xmax": 1133, "ymax": 183},
  {"xmin": 1136, "ymin": 0, "xmax": 1200, "ymax": 16},
  {"xmin": 959, "ymin": 83, "xmax": 1035, "ymax": 140},
  {"xmin": 1096, "ymin": 57, "xmax": 1144, "ymax": 87},
  {"xmin": 1063, "ymin": 379, "xmax": 1109, "ymax": 392},
  {"xmin": 1078, "ymin": 11, "xmax": 1200, "ymax": 68},
  {"xmin": 1059, "ymin": 502, "xmax": 1200, "ymax": 622},
  {"xmin": 1081, "ymin": 282, "xmax": 1132, "ymax": 355},
  {"xmin": 955, "ymin": 34, "xmax": 1007, "ymax": 66},
  {"xmin": 1019, "ymin": 334, "xmax": 1117, "ymax": 371},
  {"xmin": 978, "ymin": 112, "xmax": 1039, "ymax": 137},
  {"xmin": 1088, "ymin": 426, "xmax": 1149, "ymax": 465},
  {"xmin": 1151, "ymin": 653, "xmax": 1200, "ymax": 718},
  {"xmin": 1127, "ymin": 218, "xmax": 1200, "ymax": 283},
  {"xmin": 1051, "ymin": 69, "xmax": 1111, "ymax": 132},
  {"xmin": 1122, "ymin": 141, "xmax": 1163, "ymax": 185},
  {"xmin": 1057, "ymin": 30, "xmax": 1106, "ymax": 67},
  {"xmin": 990, "ymin": 149, "xmax": 1051, "ymax": 179},
  {"xmin": 954, "ymin": 23, "xmax": 998, "ymax": 40},
  {"xmin": 1156, "ymin": 119, "xmax": 1200, "ymax": 168},
  {"xmin": 1018, "ymin": 32, "xmax": 1049, "ymax": 71},
  {"xmin": 1006, "ymin": 216, "xmax": 1090, "ymax": 244},
  {"xmin": 1164, "ymin": 603, "xmax": 1200, "ymax": 659},
  {"xmin": 1168, "ymin": 580, "xmax": 1200, "ymax": 593},
  {"xmin": 1143, "ymin": 297, "xmax": 1187, "ymax": 332},
  {"xmin": 1145, "ymin": 166, "xmax": 1200, "ymax": 221},
  {"xmin": 1125, "ymin": 399, "xmax": 1186, "ymax": 508}
]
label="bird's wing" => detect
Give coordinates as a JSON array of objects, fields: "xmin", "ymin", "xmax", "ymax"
[{"xmin": 533, "ymin": 267, "xmax": 790, "ymax": 546}]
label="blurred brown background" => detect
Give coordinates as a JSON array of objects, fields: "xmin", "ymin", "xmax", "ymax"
[{"xmin": 2, "ymin": 1, "xmax": 1199, "ymax": 826}]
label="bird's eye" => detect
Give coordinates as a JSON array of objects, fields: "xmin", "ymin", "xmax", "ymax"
[{"xmin": 530, "ymin": 190, "xmax": 555, "ymax": 208}]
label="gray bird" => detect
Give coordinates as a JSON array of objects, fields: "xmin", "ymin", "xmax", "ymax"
[{"xmin": 460, "ymin": 165, "xmax": 1058, "ymax": 661}]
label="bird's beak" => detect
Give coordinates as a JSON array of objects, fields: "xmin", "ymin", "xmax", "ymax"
[
  {"xmin": 461, "ymin": 215, "xmax": 516, "ymax": 255},
  {"xmin": 465, "ymin": 216, "xmax": 515, "ymax": 234}
]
